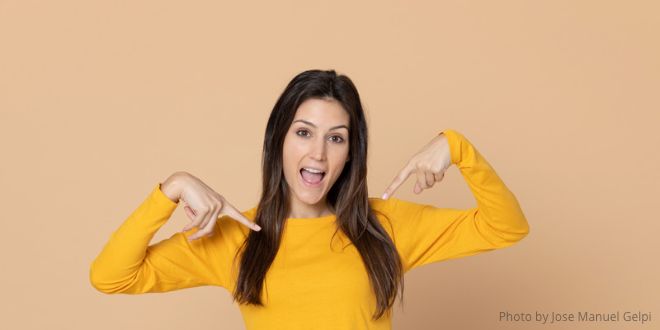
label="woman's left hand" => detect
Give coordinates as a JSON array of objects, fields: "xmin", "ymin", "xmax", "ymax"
[{"xmin": 382, "ymin": 132, "xmax": 452, "ymax": 200}]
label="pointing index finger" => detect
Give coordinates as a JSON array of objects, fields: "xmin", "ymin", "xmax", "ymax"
[
  {"xmin": 222, "ymin": 201, "xmax": 262, "ymax": 231},
  {"xmin": 382, "ymin": 163, "xmax": 413, "ymax": 200}
]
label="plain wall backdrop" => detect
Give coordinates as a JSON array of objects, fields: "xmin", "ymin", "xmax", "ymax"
[{"xmin": 0, "ymin": 1, "xmax": 658, "ymax": 329}]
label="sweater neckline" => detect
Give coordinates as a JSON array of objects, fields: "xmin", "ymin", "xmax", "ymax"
[
  {"xmin": 286, "ymin": 213, "xmax": 336, "ymax": 225},
  {"xmin": 245, "ymin": 206, "xmax": 337, "ymax": 225}
]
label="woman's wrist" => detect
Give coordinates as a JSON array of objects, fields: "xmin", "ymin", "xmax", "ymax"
[{"xmin": 161, "ymin": 172, "xmax": 188, "ymax": 203}]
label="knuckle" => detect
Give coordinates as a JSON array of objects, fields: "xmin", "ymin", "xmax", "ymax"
[
  {"xmin": 215, "ymin": 193, "xmax": 225, "ymax": 203},
  {"xmin": 209, "ymin": 204, "xmax": 218, "ymax": 213},
  {"xmin": 173, "ymin": 171, "xmax": 189, "ymax": 178}
]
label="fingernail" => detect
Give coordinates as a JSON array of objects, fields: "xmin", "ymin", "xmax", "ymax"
[
  {"xmin": 382, "ymin": 193, "xmax": 388, "ymax": 200},
  {"xmin": 254, "ymin": 224, "xmax": 262, "ymax": 231}
]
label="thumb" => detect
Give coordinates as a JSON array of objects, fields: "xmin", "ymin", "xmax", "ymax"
[
  {"xmin": 184, "ymin": 205, "xmax": 196, "ymax": 219},
  {"xmin": 414, "ymin": 181, "xmax": 422, "ymax": 194}
]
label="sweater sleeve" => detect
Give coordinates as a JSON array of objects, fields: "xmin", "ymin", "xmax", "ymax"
[
  {"xmin": 89, "ymin": 183, "xmax": 228, "ymax": 294},
  {"xmin": 374, "ymin": 129, "xmax": 530, "ymax": 273}
]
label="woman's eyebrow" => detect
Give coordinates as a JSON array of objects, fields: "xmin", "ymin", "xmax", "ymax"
[{"xmin": 293, "ymin": 119, "xmax": 348, "ymax": 131}]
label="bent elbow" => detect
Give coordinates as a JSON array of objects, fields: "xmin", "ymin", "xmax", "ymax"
[
  {"xmin": 513, "ymin": 218, "xmax": 530, "ymax": 242},
  {"xmin": 492, "ymin": 216, "xmax": 530, "ymax": 246},
  {"xmin": 90, "ymin": 281, "xmax": 113, "ymax": 294},
  {"xmin": 89, "ymin": 264, "xmax": 109, "ymax": 294},
  {"xmin": 89, "ymin": 262, "xmax": 121, "ymax": 294},
  {"xmin": 480, "ymin": 213, "xmax": 530, "ymax": 246}
]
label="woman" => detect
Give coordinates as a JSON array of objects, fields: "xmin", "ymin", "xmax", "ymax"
[{"xmin": 89, "ymin": 69, "xmax": 530, "ymax": 330}]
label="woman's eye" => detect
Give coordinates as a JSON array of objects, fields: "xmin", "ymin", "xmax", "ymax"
[
  {"xmin": 296, "ymin": 129, "xmax": 345, "ymax": 143},
  {"xmin": 330, "ymin": 136, "xmax": 345, "ymax": 143}
]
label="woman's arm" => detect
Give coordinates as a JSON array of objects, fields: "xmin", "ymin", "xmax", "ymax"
[
  {"xmin": 89, "ymin": 175, "xmax": 226, "ymax": 294},
  {"xmin": 373, "ymin": 129, "xmax": 530, "ymax": 273}
]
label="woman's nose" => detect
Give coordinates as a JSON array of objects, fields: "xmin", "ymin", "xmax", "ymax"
[{"xmin": 309, "ymin": 137, "xmax": 327, "ymax": 160}]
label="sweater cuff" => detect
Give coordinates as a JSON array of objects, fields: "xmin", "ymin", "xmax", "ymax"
[
  {"xmin": 439, "ymin": 129, "xmax": 461, "ymax": 165},
  {"xmin": 152, "ymin": 182, "xmax": 179, "ymax": 209}
]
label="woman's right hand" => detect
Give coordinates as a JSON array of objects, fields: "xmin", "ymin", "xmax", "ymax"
[{"xmin": 162, "ymin": 172, "xmax": 262, "ymax": 241}]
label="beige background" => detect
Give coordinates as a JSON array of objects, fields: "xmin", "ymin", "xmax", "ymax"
[{"xmin": 1, "ymin": 1, "xmax": 658, "ymax": 329}]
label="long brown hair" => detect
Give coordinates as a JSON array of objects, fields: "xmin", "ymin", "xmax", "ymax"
[{"xmin": 231, "ymin": 69, "xmax": 404, "ymax": 320}]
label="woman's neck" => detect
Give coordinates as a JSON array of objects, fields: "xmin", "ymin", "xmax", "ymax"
[{"xmin": 288, "ymin": 198, "xmax": 333, "ymax": 218}]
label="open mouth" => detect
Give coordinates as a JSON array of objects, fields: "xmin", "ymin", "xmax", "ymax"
[{"xmin": 299, "ymin": 168, "xmax": 326, "ymax": 186}]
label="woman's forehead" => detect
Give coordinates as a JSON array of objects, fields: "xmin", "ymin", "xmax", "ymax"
[{"xmin": 293, "ymin": 99, "xmax": 349, "ymax": 128}]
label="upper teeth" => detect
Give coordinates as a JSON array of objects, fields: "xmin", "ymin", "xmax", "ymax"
[{"xmin": 303, "ymin": 168, "xmax": 324, "ymax": 174}]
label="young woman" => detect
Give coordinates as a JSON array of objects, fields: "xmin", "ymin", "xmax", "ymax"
[{"xmin": 90, "ymin": 69, "xmax": 530, "ymax": 329}]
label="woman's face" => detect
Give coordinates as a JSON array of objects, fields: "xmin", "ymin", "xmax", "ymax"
[{"xmin": 282, "ymin": 98, "xmax": 350, "ymax": 215}]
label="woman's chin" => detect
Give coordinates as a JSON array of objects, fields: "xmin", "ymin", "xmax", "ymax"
[
  {"xmin": 297, "ymin": 191, "xmax": 325, "ymax": 204},
  {"xmin": 294, "ymin": 183, "xmax": 328, "ymax": 203}
]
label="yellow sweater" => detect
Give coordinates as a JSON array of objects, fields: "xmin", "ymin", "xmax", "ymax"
[{"xmin": 89, "ymin": 129, "xmax": 530, "ymax": 330}]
